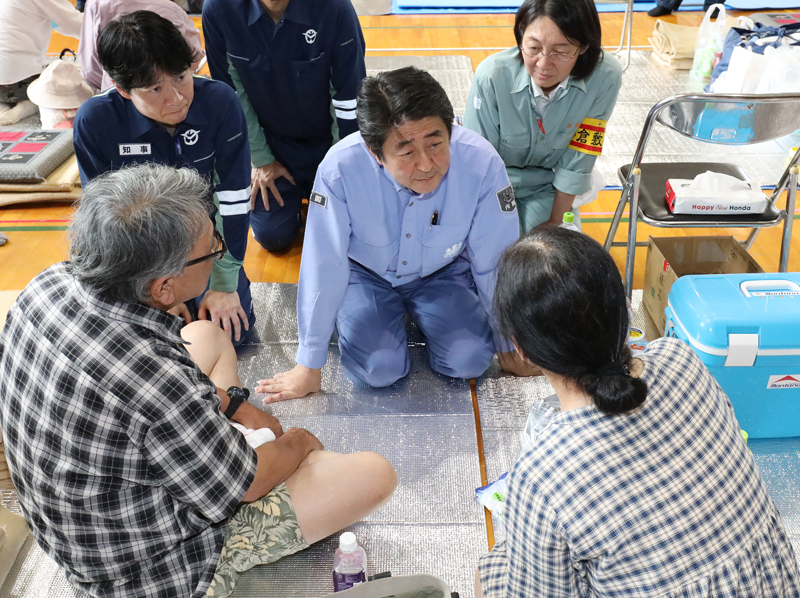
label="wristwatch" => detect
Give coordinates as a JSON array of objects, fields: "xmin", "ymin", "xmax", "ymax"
[{"xmin": 223, "ymin": 386, "xmax": 250, "ymax": 419}]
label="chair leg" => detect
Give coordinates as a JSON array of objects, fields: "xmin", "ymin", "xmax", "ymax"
[
  {"xmin": 779, "ymin": 166, "xmax": 799, "ymax": 272},
  {"xmin": 604, "ymin": 183, "xmax": 631, "ymax": 252},
  {"xmin": 624, "ymin": 168, "xmax": 642, "ymax": 301}
]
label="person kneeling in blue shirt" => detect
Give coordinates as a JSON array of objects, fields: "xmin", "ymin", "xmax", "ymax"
[
  {"xmin": 256, "ymin": 67, "xmax": 541, "ymax": 402},
  {"xmin": 73, "ymin": 11, "xmax": 255, "ymax": 345}
]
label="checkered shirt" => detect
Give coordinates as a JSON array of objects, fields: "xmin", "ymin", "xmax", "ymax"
[
  {"xmin": 0, "ymin": 263, "xmax": 258, "ymax": 598},
  {"xmin": 480, "ymin": 337, "xmax": 800, "ymax": 598}
]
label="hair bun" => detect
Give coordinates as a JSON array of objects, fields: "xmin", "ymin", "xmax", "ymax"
[{"xmin": 588, "ymin": 362, "xmax": 647, "ymax": 415}]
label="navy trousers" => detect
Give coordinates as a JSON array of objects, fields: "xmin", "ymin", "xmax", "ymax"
[{"xmin": 336, "ymin": 259, "xmax": 496, "ymax": 387}]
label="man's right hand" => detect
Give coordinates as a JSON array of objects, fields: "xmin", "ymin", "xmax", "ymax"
[
  {"xmin": 251, "ymin": 162, "xmax": 296, "ymax": 211},
  {"xmin": 285, "ymin": 427, "xmax": 324, "ymax": 453},
  {"xmin": 256, "ymin": 364, "xmax": 322, "ymax": 403}
]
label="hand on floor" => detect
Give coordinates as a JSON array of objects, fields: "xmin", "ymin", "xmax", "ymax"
[{"xmin": 257, "ymin": 364, "xmax": 321, "ymax": 403}]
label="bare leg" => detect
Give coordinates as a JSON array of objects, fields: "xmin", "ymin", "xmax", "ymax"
[
  {"xmin": 284, "ymin": 450, "xmax": 397, "ymax": 545},
  {"xmin": 181, "ymin": 320, "xmax": 241, "ymax": 390},
  {"xmin": 475, "ymin": 568, "xmax": 485, "ymax": 598}
]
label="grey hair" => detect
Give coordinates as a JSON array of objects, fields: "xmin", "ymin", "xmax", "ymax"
[{"xmin": 69, "ymin": 164, "xmax": 213, "ymax": 304}]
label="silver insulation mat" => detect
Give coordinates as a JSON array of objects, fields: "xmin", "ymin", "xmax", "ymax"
[
  {"xmin": 366, "ymin": 55, "xmax": 474, "ymax": 119},
  {"xmin": 597, "ymin": 51, "xmax": 792, "ymax": 188},
  {"xmin": 1, "ymin": 283, "xmax": 485, "ymax": 598}
]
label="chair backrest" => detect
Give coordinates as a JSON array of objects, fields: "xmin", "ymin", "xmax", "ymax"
[
  {"xmin": 654, "ymin": 93, "xmax": 800, "ymax": 145},
  {"xmin": 629, "ymin": 93, "xmax": 800, "ymax": 190}
]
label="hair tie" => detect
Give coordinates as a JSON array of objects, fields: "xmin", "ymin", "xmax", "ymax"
[{"xmin": 598, "ymin": 362, "xmax": 630, "ymax": 378}]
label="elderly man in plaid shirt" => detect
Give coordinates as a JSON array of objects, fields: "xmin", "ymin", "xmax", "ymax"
[{"xmin": 0, "ymin": 164, "xmax": 396, "ymax": 598}]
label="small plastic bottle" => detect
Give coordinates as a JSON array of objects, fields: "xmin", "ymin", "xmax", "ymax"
[
  {"xmin": 560, "ymin": 211, "xmax": 581, "ymax": 233},
  {"xmin": 332, "ymin": 532, "xmax": 367, "ymax": 592}
]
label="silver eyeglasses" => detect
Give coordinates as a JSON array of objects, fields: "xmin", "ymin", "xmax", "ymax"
[{"xmin": 519, "ymin": 46, "xmax": 579, "ymax": 62}]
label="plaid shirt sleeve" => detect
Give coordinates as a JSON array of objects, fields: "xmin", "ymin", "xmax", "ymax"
[
  {"xmin": 479, "ymin": 476, "xmax": 578, "ymax": 598},
  {"xmin": 137, "ymin": 366, "xmax": 257, "ymax": 522}
]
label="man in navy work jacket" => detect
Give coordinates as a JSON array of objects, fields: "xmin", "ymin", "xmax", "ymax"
[
  {"xmin": 73, "ymin": 11, "xmax": 255, "ymax": 345},
  {"xmin": 256, "ymin": 67, "xmax": 540, "ymax": 402},
  {"xmin": 202, "ymin": 0, "xmax": 366, "ymax": 253}
]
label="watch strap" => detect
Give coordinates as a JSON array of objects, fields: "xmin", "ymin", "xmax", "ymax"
[{"xmin": 223, "ymin": 386, "xmax": 250, "ymax": 419}]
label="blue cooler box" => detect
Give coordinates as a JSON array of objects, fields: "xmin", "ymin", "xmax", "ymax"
[{"xmin": 665, "ymin": 273, "xmax": 800, "ymax": 439}]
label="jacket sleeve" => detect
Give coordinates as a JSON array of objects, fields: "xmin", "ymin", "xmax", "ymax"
[
  {"xmin": 209, "ymin": 85, "xmax": 252, "ymax": 293},
  {"xmin": 73, "ymin": 105, "xmax": 108, "ymax": 187},
  {"xmin": 329, "ymin": 0, "xmax": 366, "ymax": 140},
  {"xmin": 295, "ymin": 169, "xmax": 352, "ymax": 369},
  {"xmin": 48, "ymin": 0, "xmax": 83, "ymax": 39},
  {"xmin": 465, "ymin": 148, "xmax": 518, "ymax": 353},
  {"xmin": 552, "ymin": 56, "xmax": 622, "ymax": 197},
  {"xmin": 464, "ymin": 68, "xmax": 503, "ymax": 153}
]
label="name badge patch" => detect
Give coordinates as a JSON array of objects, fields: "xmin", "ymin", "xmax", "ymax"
[
  {"xmin": 309, "ymin": 191, "xmax": 327, "ymax": 208},
  {"xmin": 119, "ymin": 144, "xmax": 151, "ymax": 156},
  {"xmin": 496, "ymin": 185, "xmax": 517, "ymax": 213}
]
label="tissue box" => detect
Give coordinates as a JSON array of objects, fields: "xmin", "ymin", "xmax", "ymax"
[{"xmin": 666, "ymin": 178, "xmax": 768, "ymax": 214}]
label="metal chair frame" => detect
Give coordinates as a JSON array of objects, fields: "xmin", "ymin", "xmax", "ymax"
[
  {"xmin": 596, "ymin": 0, "xmax": 634, "ymax": 71},
  {"xmin": 604, "ymin": 92, "xmax": 800, "ymax": 299}
]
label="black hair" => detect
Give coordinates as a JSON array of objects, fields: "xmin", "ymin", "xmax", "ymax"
[
  {"xmin": 357, "ymin": 66, "xmax": 454, "ymax": 160},
  {"xmin": 494, "ymin": 227, "xmax": 647, "ymax": 415},
  {"xmin": 514, "ymin": 0, "xmax": 603, "ymax": 81},
  {"xmin": 97, "ymin": 10, "xmax": 197, "ymax": 92}
]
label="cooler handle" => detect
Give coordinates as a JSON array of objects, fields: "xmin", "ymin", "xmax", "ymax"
[{"xmin": 739, "ymin": 279, "xmax": 800, "ymax": 297}]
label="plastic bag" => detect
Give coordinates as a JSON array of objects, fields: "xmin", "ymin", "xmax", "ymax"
[
  {"xmin": 754, "ymin": 45, "xmax": 800, "ymax": 94},
  {"xmin": 689, "ymin": 4, "xmax": 729, "ymax": 90},
  {"xmin": 709, "ymin": 45, "xmax": 770, "ymax": 93}
]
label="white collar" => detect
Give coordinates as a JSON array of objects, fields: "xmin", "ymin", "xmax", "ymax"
[{"xmin": 530, "ymin": 75, "xmax": 570, "ymax": 101}]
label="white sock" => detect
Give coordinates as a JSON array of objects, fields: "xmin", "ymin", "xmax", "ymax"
[
  {"xmin": 0, "ymin": 100, "xmax": 38, "ymax": 125},
  {"xmin": 0, "ymin": 103, "xmax": 12, "ymax": 115},
  {"xmin": 0, "ymin": 232, "xmax": 8, "ymax": 247}
]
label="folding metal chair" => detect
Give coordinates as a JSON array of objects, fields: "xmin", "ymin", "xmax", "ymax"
[
  {"xmin": 604, "ymin": 92, "xmax": 800, "ymax": 298},
  {"xmin": 596, "ymin": 0, "xmax": 634, "ymax": 71}
]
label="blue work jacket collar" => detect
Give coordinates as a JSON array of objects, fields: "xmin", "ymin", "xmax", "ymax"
[
  {"xmin": 247, "ymin": 0, "xmax": 313, "ymax": 28},
  {"xmin": 126, "ymin": 78, "xmax": 209, "ymax": 139},
  {"xmin": 510, "ymin": 58, "xmax": 588, "ymax": 96}
]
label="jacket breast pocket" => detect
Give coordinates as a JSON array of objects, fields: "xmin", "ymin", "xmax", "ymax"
[
  {"xmin": 421, "ymin": 224, "xmax": 468, "ymax": 276},
  {"xmin": 349, "ymin": 226, "xmax": 398, "ymax": 275},
  {"xmin": 498, "ymin": 131, "xmax": 532, "ymax": 167},
  {"xmin": 291, "ymin": 53, "xmax": 329, "ymax": 100}
]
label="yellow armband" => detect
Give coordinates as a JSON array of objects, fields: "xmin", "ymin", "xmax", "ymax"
[{"xmin": 568, "ymin": 118, "xmax": 607, "ymax": 156}]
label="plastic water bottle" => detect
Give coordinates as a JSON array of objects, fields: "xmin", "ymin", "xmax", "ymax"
[
  {"xmin": 332, "ymin": 532, "xmax": 367, "ymax": 592},
  {"xmin": 560, "ymin": 211, "xmax": 580, "ymax": 232}
]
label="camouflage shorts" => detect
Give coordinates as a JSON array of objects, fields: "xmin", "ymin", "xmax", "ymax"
[{"xmin": 205, "ymin": 482, "xmax": 309, "ymax": 597}]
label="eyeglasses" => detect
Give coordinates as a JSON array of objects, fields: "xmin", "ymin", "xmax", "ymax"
[
  {"xmin": 519, "ymin": 46, "xmax": 579, "ymax": 62},
  {"xmin": 185, "ymin": 230, "xmax": 227, "ymax": 267}
]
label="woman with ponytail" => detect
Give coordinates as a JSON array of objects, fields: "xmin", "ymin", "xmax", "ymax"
[{"xmin": 476, "ymin": 227, "xmax": 800, "ymax": 598}]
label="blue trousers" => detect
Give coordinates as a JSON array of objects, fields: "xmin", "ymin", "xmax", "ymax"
[
  {"xmin": 250, "ymin": 137, "xmax": 329, "ymax": 253},
  {"xmin": 336, "ymin": 259, "xmax": 496, "ymax": 387},
  {"xmin": 656, "ymin": 0, "xmax": 716, "ymax": 10},
  {"xmin": 190, "ymin": 266, "xmax": 256, "ymax": 347}
]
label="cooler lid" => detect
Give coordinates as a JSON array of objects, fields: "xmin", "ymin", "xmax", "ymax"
[{"xmin": 666, "ymin": 273, "xmax": 800, "ymax": 357}]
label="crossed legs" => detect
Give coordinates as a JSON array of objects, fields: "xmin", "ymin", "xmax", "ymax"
[{"xmin": 182, "ymin": 320, "xmax": 397, "ymax": 544}]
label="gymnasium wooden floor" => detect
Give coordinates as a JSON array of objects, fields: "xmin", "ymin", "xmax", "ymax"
[{"xmin": 1, "ymin": 7, "xmax": 799, "ymax": 295}]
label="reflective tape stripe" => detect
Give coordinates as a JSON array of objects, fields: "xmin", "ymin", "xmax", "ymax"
[
  {"xmin": 335, "ymin": 109, "xmax": 357, "ymax": 120},
  {"xmin": 218, "ymin": 200, "xmax": 251, "ymax": 216},
  {"xmin": 217, "ymin": 187, "xmax": 251, "ymax": 204},
  {"xmin": 332, "ymin": 98, "xmax": 357, "ymax": 109}
]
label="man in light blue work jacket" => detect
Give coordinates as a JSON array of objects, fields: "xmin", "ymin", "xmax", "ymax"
[{"xmin": 255, "ymin": 67, "xmax": 539, "ymax": 401}]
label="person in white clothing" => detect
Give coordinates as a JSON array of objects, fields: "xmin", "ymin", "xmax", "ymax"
[{"xmin": 0, "ymin": 0, "xmax": 82, "ymax": 125}]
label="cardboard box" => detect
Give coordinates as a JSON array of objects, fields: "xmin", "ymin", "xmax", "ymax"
[{"xmin": 643, "ymin": 236, "xmax": 764, "ymax": 336}]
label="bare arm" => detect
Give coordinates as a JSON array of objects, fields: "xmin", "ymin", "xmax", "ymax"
[
  {"xmin": 242, "ymin": 427, "xmax": 323, "ymax": 502},
  {"xmin": 546, "ymin": 189, "xmax": 577, "ymax": 227}
]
